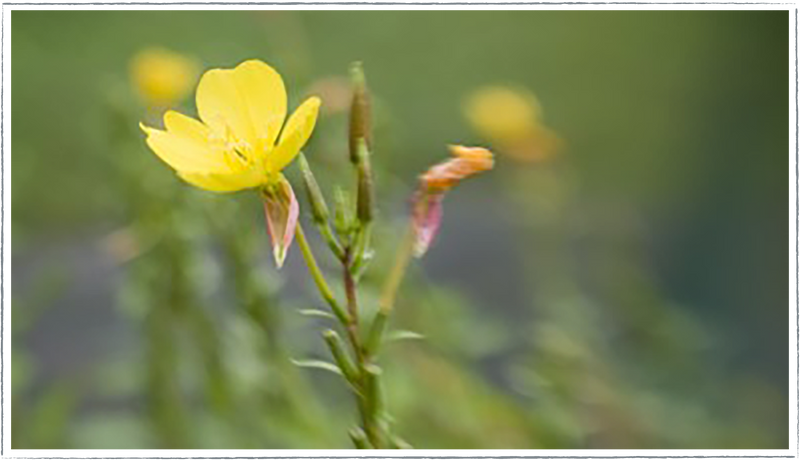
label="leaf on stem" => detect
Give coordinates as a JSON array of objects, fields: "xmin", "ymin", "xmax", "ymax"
[
  {"xmin": 386, "ymin": 330, "xmax": 426, "ymax": 342},
  {"xmin": 297, "ymin": 309, "xmax": 336, "ymax": 319},
  {"xmin": 289, "ymin": 359, "xmax": 343, "ymax": 376}
]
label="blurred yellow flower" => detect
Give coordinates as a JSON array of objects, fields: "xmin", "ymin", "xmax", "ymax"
[
  {"xmin": 140, "ymin": 59, "xmax": 322, "ymax": 267},
  {"xmin": 130, "ymin": 48, "xmax": 199, "ymax": 108},
  {"xmin": 463, "ymin": 86, "xmax": 561, "ymax": 162}
]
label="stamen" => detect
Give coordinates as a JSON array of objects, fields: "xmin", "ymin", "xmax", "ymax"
[{"xmin": 207, "ymin": 117, "xmax": 256, "ymax": 170}]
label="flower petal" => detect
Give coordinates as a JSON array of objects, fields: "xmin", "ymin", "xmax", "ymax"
[
  {"xmin": 178, "ymin": 168, "xmax": 263, "ymax": 193},
  {"xmin": 262, "ymin": 176, "xmax": 299, "ymax": 268},
  {"xmin": 420, "ymin": 145, "xmax": 495, "ymax": 192},
  {"xmin": 411, "ymin": 191, "xmax": 444, "ymax": 258},
  {"xmin": 196, "ymin": 60, "xmax": 287, "ymax": 149},
  {"xmin": 163, "ymin": 110, "xmax": 211, "ymax": 143},
  {"xmin": 270, "ymin": 97, "xmax": 321, "ymax": 173},
  {"xmin": 140, "ymin": 120, "xmax": 228, "ymax": 173}
]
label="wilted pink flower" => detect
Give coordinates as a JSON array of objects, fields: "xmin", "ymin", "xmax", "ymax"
[
  {"xmin": 411, "ymin": 145, "xmax": 494, "ymax": 257},
  {"xmin": 262, "ymin": 177, "xmax": 300, "ymax": 268}
]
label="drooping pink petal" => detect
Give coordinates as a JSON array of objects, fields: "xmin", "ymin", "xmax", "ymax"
[
  {"xmin": 262, "ymin": 177, "xmax": 299, "ymax": 268},
  {"xmin": 411, "ymin": 191, "xmax": 444, "ymax": 258}
]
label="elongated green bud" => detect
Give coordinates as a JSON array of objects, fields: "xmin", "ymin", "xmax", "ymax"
[
  {"xmin": 322, "ymin": 329, "xmax": 358, "ymax": 384},
  {"xmin": 349, "ymin": 427, "xmax": 369, "ymax": 449},
  {"xmin": 356, "ymin": 140, "xmax": 375, "ymax": 224},
  {"xmin": 364, "ymin": 309, "xmax": 389, "ymax": 356},
  {"xmin": 298, "ymin": 153, "xmax": 329, "ymax": 224},
  {"xmin": 349, "ymin": 62, "xmax": 371, "ymax": 164},
  {"xmin": 333, "ymin": 187, "xmax": 354, "ymax": 236}
]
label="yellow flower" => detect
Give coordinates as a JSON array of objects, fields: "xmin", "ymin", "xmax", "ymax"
[
  {"xmin": 464, "ymin": 87, "xmax": 540, "ymax": 143},
  {"xmin": 463, "ymin": 86, "xmax": 561, "ymax": 162},
  {"xmin": 140, "ymin": 59, "xmax": 322, "ymax": 267},
  {"xmin": 130, "ymin": 48, "xmax": 199, "ymax": 108}
]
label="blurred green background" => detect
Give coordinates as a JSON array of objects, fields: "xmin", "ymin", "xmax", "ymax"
[{"xmin": 11, "ymin": 10, "xmax": 788, "ymax": 449}]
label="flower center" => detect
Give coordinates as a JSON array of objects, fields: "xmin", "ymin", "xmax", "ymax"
[{"xmin": 207, "ymin": 122, "xmax": 257, "ymax": 171}]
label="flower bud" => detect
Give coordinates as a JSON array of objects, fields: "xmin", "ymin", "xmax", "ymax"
[
  {"xmin": 356, "ymin": 140, "xmax": 375, "ymax": 224},
  {"xmin": 298, "ymin": 153, "xmax": 330, "ymax": 224},
  {"xmin": 333, "ymin": 186, "xmax": 354, "ymax": 236},
  {"xmin": 349, "ymin": 62, "xmax": 372, "ymax": 164}
]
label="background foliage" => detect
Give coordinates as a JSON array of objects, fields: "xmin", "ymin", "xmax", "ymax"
[{"xmin": 11, "ymin": 10, "xmax": 788, "ymax": 449}]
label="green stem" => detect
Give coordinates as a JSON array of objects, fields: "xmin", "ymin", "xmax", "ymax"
[
  {"xmin": 350, "ymin": 223, "xmax": 373, "ymax": 277},
  {"xmin": 342, "ymin": 250, "xmax": 363, "ymax": 362},
  {"xmin": 341, "ymin": 250, "xmax": 380, "ymax": 447},
  {"xmin": 295, "ymin": 224, "xmax": 348, "ymax": 324},
  {"xmin": 297, "ymin": 222, "xmax": 381, "ymax": 446},
  {"xmin": 319, "ymin": 220, "xmax": 346, "ymax": 261},
  {"xmin": 378, "ymin": 224, "xmax": 416, "ymax": 314}
]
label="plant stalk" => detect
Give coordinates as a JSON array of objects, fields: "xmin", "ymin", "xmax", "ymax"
[
  {"xmin": 295, "ymin": 224, "xmax": 349, "ymax": 324},
  {"xmin": 378, "ymin": 223, "xmax": 416, "ymax": 314}
]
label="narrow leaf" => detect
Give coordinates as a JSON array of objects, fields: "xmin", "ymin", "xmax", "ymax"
[
  {"xmin": 298, "ymin": 309, "xmax": 335, "ymax": 319},
  {"xmin": 290, "ymin": 359, "xmax": 343, "ymax": 376},
  {"xmin": 386, "ymin": 330, "xmax": 425, "ymax": 342}
]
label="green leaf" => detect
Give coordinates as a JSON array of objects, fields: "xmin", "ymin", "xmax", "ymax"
[
  {"xmin": 386, "ymin": 330, "xmax": 425, "ymax": 342},
  {"xmin": 298, "ymin": 309, "xmax": 335, "ymax": 319},
  {"xmin": 290, "ymin": 359, "xmax": 343, "ymax": 376}
]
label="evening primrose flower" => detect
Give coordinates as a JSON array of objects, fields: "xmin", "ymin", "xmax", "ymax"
[
  {"xmin": 130, "ymin": 48, "xmax": 199, "ymax": 109},
  {"xmin": 140, "ymin": 59, "xmax": 322, "ymax": 267},
  {"xmin": 464, "ymin": 86, "xmax": 561, "ymax": 162},
  {"xmin": 411, "ymin": 145, "xmax": 494, "ymax": 257}
]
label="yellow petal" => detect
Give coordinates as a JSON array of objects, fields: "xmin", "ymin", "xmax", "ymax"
[
  {"xmin": 178, "ymin": 168, "xmax": 264, "ymax": 193},
  {"xmin": 196, "ymin": 60, "xmax": 287, "ymax": 149},
  {"xmin": 163, "ymin": 110, "xmax": 211, "ymax": 143},
  {"xmin": 140, "ymin": 121, "xmax": 228, "ymax": 173},
  {"xmin": 269, "ymin": 97, "xmax": 321, "ymax": 173}
]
